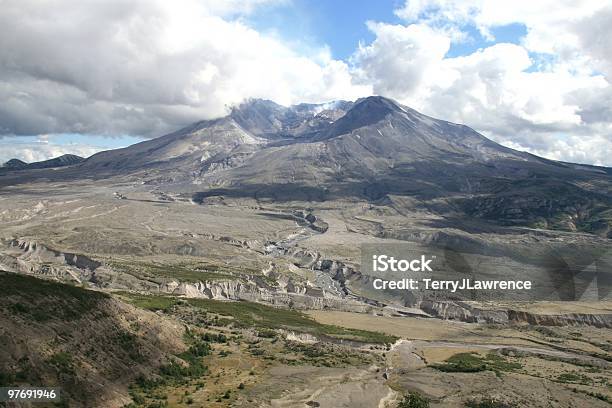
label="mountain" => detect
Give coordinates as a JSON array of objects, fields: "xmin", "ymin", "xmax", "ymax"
[
  {"xmin": 5, "ymin": 96, "xmax": 612, "ymax": 237},
  {"xmin": 76, "ymin": 96, "xmax": 610, "ymax": 236},
  {"xmin": 80, "ymin": 98, "xmax": 354, "ymax": 175},
  {"xmin": 2, "ymin": 154, "xmax": 84, "ymax": 171}
]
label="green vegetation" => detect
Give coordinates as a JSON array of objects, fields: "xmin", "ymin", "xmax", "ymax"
[
  {"xmin": 557, "ymin": 371, "xmax": 592, "ymax": 385},
  {"xmin": 161, "ymin": 331, "xmax": 214, "ymax": 384},
  {"xmin": 281, "ymin": 341, "xmax": 377, "ymax": 367},
  {"xmin": 183, "ymin": 325, "xmax": 227, "ymax": 345},
  {"xmin": 179, "ymin": 335, "xmax": 212, "ymax": 362},
  {"xmin": 398, "ymin": 392, "xmax": 430, "ymax": 408},
  {"xmin": 434, "ymin": 352, "xmax": 486, "ymax": 373},
  {"xmin": 118, "ymin": 292, "xmax": 176, "ymax": 311},
  {"xmin": 128, "ymin": 330, "xmax": 216, "ymax": 406},
  {"xmin": 0, "ymin": 272, "xmax": 108, "ymax": 321},
  {"xmin": 158, "ymin": 359, "xmax": 207, "ymax": 382},
  {"xmin": 434, "ymin": 352, "xmax": 521, "ymax": 375},
  {"xmin": 202, "ymin": 332, "xmax": 227, "ymax": 343},
  {"xmin": 114, "ymin": 331, "xmax": 144, "ymax": 362},
  {"xmin": 107, "ymin": 260, "xmax": 239, "ymax": 283},
  {"xmin": 47, "ymin": 352, "xmax": 75, "ymax": 375},
  {"xmin": 120, "ymin": 293, "xmax": 397, "ymax": 344},
  {"xmin": 131, "ymin": 356, "xmax": 208, "ymax": 403},
  {"xmin": 184, "ymin": 297, "xmax": 397, "ymax": 343}
]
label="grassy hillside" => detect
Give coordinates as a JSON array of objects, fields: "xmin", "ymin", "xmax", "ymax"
[
  {"xmin": 120, "ymin": 292, "xmax": 397, "ymax": 344},
  {"xmin": 0, "ymin": 272, "xmax": 185, "ymax": 407}
]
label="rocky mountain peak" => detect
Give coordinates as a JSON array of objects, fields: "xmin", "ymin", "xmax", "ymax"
[
  {"xmin": 315, "ymin": 95, "xmax": 411, "ymax": 140},
  {"xmin": 354, "ymin": 95, "xmax": 402, "ymax": 111}
]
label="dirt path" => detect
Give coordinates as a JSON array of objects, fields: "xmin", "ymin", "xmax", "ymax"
[{"xmin": 266, "ymin": 365, "xmax": 398, "ymax": 408}]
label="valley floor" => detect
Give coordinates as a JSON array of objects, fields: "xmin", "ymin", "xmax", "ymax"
[
  {"xmin": 0, "ymin": 180, "xmax": 610, "ymax": 407},
  {"xmin": 2, "ymin": 277, "xmax": 610, "ymax": 407}
]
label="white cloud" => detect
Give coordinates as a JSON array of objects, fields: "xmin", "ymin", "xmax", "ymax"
[
  {"xmin": 0, "ymin": 0, "xmax": 370, "ymax": 138},
  {"xmin": 352, "ymin": 22, "xmax": 451, "ymax": 96},
  {"xmin": 501, "ymin": 135, "xmax": 610, "ymax": 167},
  {"xmin": 394, "ymin": 0, "xmax": 606, "ymax": 49},
  {"xmin": 353, "ymin": 0, "xmax": 612, "ymax": 165}
]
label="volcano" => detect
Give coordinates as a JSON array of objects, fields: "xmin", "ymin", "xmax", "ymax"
[{"xmin": 63, "ymin": 96, "xmax": 610, "ymax": 237}]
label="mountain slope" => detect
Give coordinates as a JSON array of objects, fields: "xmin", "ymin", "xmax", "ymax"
[
  {"xmin": 0, "ymin": 271, "xmax": 185, "ymax": 407},
  {"xmin": 82, "ymin": 117, "xmax": 264, "ymax": 175},
  {"xmin": 4, "ymin": 96, "xmax": 612, "ymax": 236},
  {"xmin": 186, "ymin": 97, "xmax": 612, "ymax": 236}
]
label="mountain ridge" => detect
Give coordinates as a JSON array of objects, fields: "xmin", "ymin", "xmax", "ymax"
[
  {"xmin": 2, "ymin": 96, "xmax": 611, "ymax": 236},
  {"xmin": 1, "ymin": 154, "xmax": 84, "ymax": 171}
]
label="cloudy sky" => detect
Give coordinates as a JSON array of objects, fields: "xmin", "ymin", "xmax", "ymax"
[{"xmin": 1, "ymin": 0, "xmax": 611, "ymax": 165}]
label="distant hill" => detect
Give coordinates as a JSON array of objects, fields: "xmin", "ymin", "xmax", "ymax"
[
  {"xmin": 2, "ymin": 154, "xmax": 84, "ymax": 171},
  {"xmin": 2, "ymin": 158, "xmax": 28, "ymax": 169}
]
